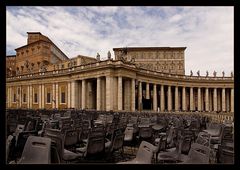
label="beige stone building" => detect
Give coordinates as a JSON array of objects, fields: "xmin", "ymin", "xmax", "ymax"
[{"xmin": 6, "ymin": 32, "xmax": 234, "ymax": 114}]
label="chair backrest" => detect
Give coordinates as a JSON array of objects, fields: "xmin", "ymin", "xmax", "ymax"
[
  {"xmin": 44, "ymin": 128, "xmax": 64, "ymax": 162},
  {"xmin": 18, "ymin": 136, "xmax": 51, "ymax": 164},
  {"xmin": 111, "ymin": 129, "xmax": 124, "ymax": 152},
  {"xmin": 139, "ymin": 117, "xmax": 150, "ymax": 126},
  {"xmin": 129, "ymin": 116, "xmax": 138, "ymax": 125},
  {"xmin": 86, "ymin": 132, "xmax": 105, "ymax": 156},
  {"xmin": 124, "ymin": 126, "xmax": 134, "ymax": 141},
  {"xmin": 135, "ymin": 141, "xmax": 155, "ymax": 164},
  {"xmin": 139, "ymin": 127, "xmax": 152, "ymax": 139},
  {"xmin": 218, "ymin": 144, "xmax": 234, "ymax": 164},
  {"xmin": 64, "ymin": 129, "xmax": 79, "ymax": 147},
  {"xmin": 221, "ymin": 125, "xmax": 233, "ymax": 146},
  {"xmin": 187, "ymin": 143, "xmax": 210, "ymax": 164}
]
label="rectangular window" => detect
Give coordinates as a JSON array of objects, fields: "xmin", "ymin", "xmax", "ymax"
[
  {"xmin": 13, "ymin": 93, "xmax": 16, "ymax": 102},
  {"xmin": 23, "ymin": 93, "xmax": 26, "ymax": 103},
  {"xmin": 34, "ymin": 93, "xmax": 38, "ymax": 103},
  {"xmin": 61, "ymin": 92, "xmax": 65, "ymax": 103},
  {"xmin": 47, "ymin": 92, "xmax": 51, "ymax": 103}
]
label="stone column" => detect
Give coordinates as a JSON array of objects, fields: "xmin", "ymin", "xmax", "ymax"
[
  {"xmin": 118, "ymin": 76, "xmax": 122, "ymax": 111},
  {"xmin": 42, "ymin": 84, "xmax": 45, "ymax": 108},
  {"xmin": 190, "ymin": 87, "xmax": 194, "ymax": 111},
  {"xmin": 175, "ymin": 86, "xmax": 178, "ymax": 111},
  {"xmin": 205, "ymin": 88, "xmax": 209, "ymax": 111},
  {"xmin": 230, "ymin": 88, "xmax": 234, "ymax": 113},
  {"xmin": 27, "ymin": 86, "xmax": 30, "ymax": 108},
  {"xmin": 38, "ymin": 84, "xmax": 42, "ymax": 109},
  {"xmin": 168, "ymin": 86, "xmax": 172, "ymax": 111},
  {"xmin": 153, "ymin": 84, "xmax": 157, "ymax": 111},
  {"xmin": 131, "ymin": 79, "xmax": 135, "ymax": 111},
  {"xmin": 29, "ymin": 85, "xmax": 32, "ymax": 108},
  {"xmin": 213, "ymin": 88, "xmax": 217, "ymax": 111},
  {"xmin": 8, "ymin": 87, "xmax": 12, "ymax": 107},
  {"xmin": 56, "ymin": 83, "xmax": 59, "ymax": 109},
  {"xmin": 82, "ymin": 79, "xmax": 86, "ymax": 109},
  {"xmin": 138, "ymin": 81, "xmax": 142, "ymax": 111},
  {"xmin": 97, "ymin": 77, "xmax": 101, "ymax": 110},
  {"xmin": 198, "ymin": 87, "xmax": 201, "ymax": 111},
  {"xmin": 106, "ymin": 76, "xmax": 113, "ymax": 111},
  {"xmin": 146, "ymin": 83, "xmax": 150, "ymax": 99},
  {"xmin": 71, "ymin": 80, "xmax": 76, "ymax": 108},
  {"xmin": 160, "ymin": 85, "xmax": 165, "ymax": 111},
  {"xmin": 222, "ymin": 88, "xmax": 226, "ymax": 112},
  {"xmin": 67, "ymin": 82, "xmax": 71, "ymax": 108},
  {"xmin": 19, "ymin": 86, "xmax": 22, "ymax": 108},
  {"xmin": 182, "ymin": 87, "xmax": 186, "ymax": 111},
  {"xmin": 52, "ymin": 83, "xmax": 55, "ymax": 109}
]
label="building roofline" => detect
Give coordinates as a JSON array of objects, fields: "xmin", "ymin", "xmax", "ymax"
[
  {"xmin": 15, "ymin": 39, "xmax": 69, "ymax": 60},
  {"xmin": 6, "ymin": 55, "xmax": 16, "ymax": 58},
  {"xmin": 113, "ymin": 47, "xmax": 187, "ymax": 51},
  {"xmin": 27, "ymin": 32, "xmax": 42, "ymax": 35}
]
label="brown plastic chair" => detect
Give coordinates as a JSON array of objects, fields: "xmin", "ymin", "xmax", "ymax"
[
  {"xmin": 118, "ymin": 141, "xmax": 156, "ymax": 164},
  {"xmin": 44, "ymin": 128, "xmax": 82, "ymax": 163},
  {"xmin": 179, "ymin": 143, "xmax": 210, "ymax": 164},
  {"xmin": 18, "ymin": 136, "xmax": 51, "ymax": 164},
  {"xmin": 218, "ymin": 144, "xmax": 234, "ymax": 164}
]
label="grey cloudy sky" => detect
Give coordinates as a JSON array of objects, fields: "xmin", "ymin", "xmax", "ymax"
[{"xmin": 6, "ymin": 6, "xmax": 233, "ymax": 76}]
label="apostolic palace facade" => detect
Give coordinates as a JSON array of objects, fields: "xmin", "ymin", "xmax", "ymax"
[{"xmin": 6, "ymin": 32, "xmax": 234, "ymax": 116}]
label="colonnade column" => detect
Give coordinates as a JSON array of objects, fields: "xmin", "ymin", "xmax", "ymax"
[
  {"xmin": 213, "ymin": 88, "xmax": 217, "ymax": 111},
  {"xmin": 205, "ymin": 88, "xmax": 209, "ymax": 111},
  {"xmin": 175, "ymin": 86, "xmax": 178, "ymax": 111},
  {"xmin": 222, "ymin": 88, "xmax": 226, "ymax": 112},
  {"xmin": 168, "ymin": 86, "xmax": 172, "ymax": 111},
  {"xmin": 182, "ymin": 87, "xmax": 186, "ymax": 111},
  {"xmin": 153, "ymin": 84, "xmax": 157, "ymax": 111},
  {"xmin": 52, "ymin": 83, "xmax": 56, "ymax": 109},
  {"xmin": 190, "ymin": 87, "xmax": 194, "ymax": 111},
  {"xmin": 138, "ymin": 81, "xmax": 142, "ymax": 111},
  {"xmin": 160, "ymin": 85, "xmax": 164, "ymax": 111},
  {"xmin": 131, "ymin": 79, "xmax": 135, "ymax": 111},
  {"xmin": 198, "ymin": 88, "xmax": 201, "ymax": 111},
  {"xmin": 231, "ymin": 88, "xmax": 234, "ymax": 113},
  {"xmin": 81, "ymin": 79, "xmax": 86, "ymax": 109},
  {"xmin": 97, "ymin": 77, "xmax": 101, "ymax": 110},
  {"xmin": 41, "ymin": 84, "xmax": 45, "ymax": 108},
  {"xmin": 71, "ymin": 80, "xmax": 77, "ymax": 108},
  {"xmin": 67, "ymin": 82, "xmax": 71, "ymax": 108},
  {"xmin": 106, "ymin": 76, "xmax": 113, "ymax": 111},
  {"xmin": 29, "ymin": 85, "xmax": 32, "ymax": 108},
  {"xmin": 38, "ymin": 85, "xmax": 42, "ymax": 109},
  {"xmin": 118, "ymin": 77, "xmax": 122, "ymax": 111},
  {"xmin": 19, "ymin": 86, "xmax": 22, "ymax": 108},
  {"xmin": 55, "ymin": 83, "xmax": 59, "ymax": 109},
  {"xmin": 146, "ymin": 83, "xmax": 150, "ymax": 99},
  {"xmin": 27, "ymin": 85, "xmax": 30, "ymax": 108}
]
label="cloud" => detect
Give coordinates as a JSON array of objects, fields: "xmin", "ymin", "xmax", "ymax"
[{"xmin": 6, "ymin": 6, "xmax": 233, "ymax": 76}]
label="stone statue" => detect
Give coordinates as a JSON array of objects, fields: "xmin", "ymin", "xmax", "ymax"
[
  {"xmin": 222, "ymin": 71, "xmax": 225, "ymax": 77},
  {"xmin": 213, "ymin": 71, "xmax": 217, "ymax": 77},
  {"xmin": 96, "ymin": 53, "xmax": 100, "ymax": 61},
  {"xmin": 206, "ymin": 70, "xmax": 209, "ymax": 77},
  {"xmin": 190, "ymin": 70, "xmax": 193, "ymax": 76},
  {"xmin": 107, "ymin": 51, "xmax": 111, "ymax": 60},
  {"xmin": 197, "ymin": 70, "xmax": 200, "ymax": 76}
]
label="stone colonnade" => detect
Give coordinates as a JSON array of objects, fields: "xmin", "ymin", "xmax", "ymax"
[{"xmin": 6, "ymin": 76, "xmax": 234, "ymax": 113}]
